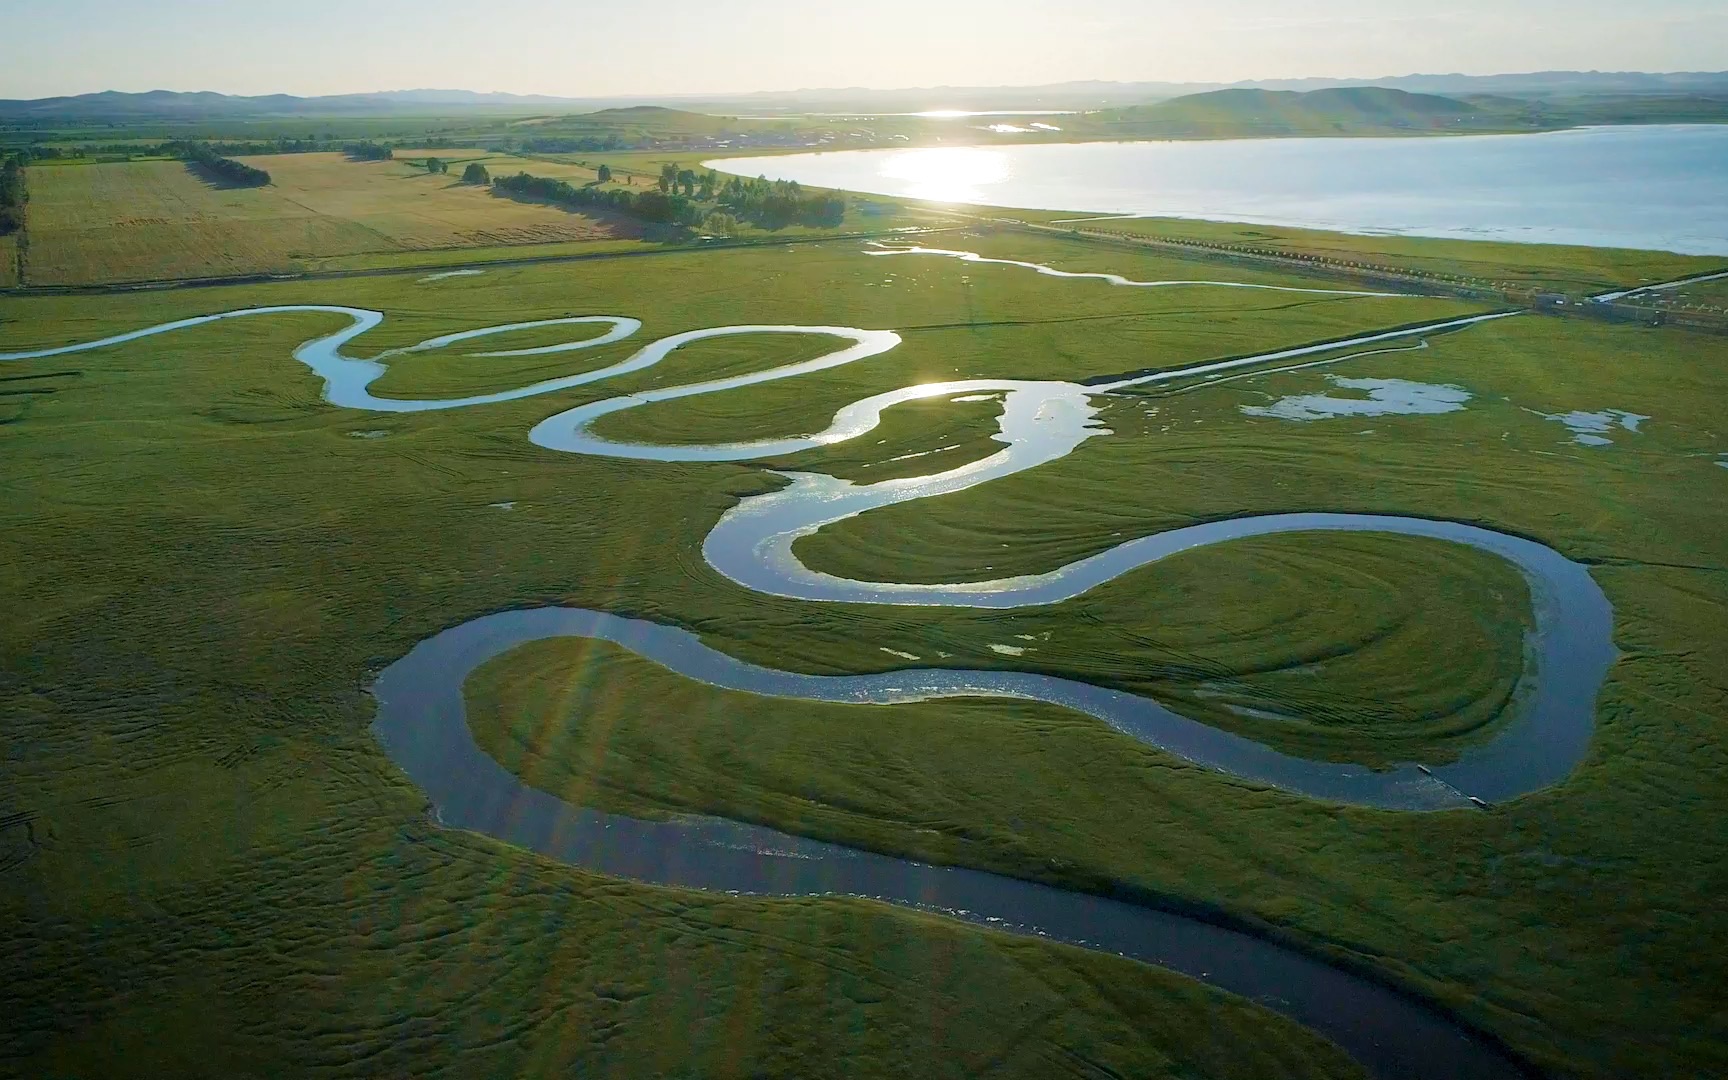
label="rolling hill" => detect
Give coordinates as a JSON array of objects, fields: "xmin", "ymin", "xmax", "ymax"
[{"xmin": 1080, "ymin": 86, "xmax": 1544, "ymax": 138}]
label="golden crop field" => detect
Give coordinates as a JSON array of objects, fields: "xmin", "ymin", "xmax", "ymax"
[
  {"xmin": 391, "ymin": 147, "xmax": 603, "ymax": 181},
  {"xmin": 21, "ymin": 153, "xmax": 637, "ymax": 286}
]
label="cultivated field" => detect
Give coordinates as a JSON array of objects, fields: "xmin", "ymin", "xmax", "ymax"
[
  {"xmin": 3, "ymin": 231, "xmax": 1726, "ymax": 1078},
  {"xmin": 19, "ymin": 153, "xmax": 639, "ymax": 286}
]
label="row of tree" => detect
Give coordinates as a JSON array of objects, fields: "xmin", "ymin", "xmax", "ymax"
[
  {"xmin": 491, "ymin": 167, "xmax": 848, "ymax": 232},
  {"xmin": 172, "ymin": 142, "xmax": 270, "ymax": 187},
  {"xmin": 344, "ymin": 141, "xmax": 394, "ymax": 161},
  {"xmin": 519, "ymin": 135, "xmax": 632, "ymax": 154},
  {"xmin": 0, "ymin": 153, "xmax": 26, "ymax": 235},
  {"xmin": 492, "ymin": 171, "xmax": 705, "ymax": 226}
]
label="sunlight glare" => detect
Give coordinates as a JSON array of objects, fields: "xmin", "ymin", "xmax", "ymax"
[{"xmin": 878, "ymin": 147, "xmax": 1011, "ymax": 203}]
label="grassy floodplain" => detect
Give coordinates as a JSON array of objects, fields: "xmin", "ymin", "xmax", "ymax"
[
  {"xmin": 2, "ymin": 225, "xmax": 1726, "ymax": 1080},
  {"xmin": 1004, "ymin": 209, "xmax": 1726, "ymax": 294}
]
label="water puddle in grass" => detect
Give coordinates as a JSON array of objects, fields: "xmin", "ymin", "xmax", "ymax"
[
  {"xmin": 419, "ymin": 269, "xmax": 487, "ymax": 282},
  {"xmin": 3, "ymin": 254, "xmax": 1588, "ymax": 1080},
  {"xmin": 1242, "ymin": 377, "xmax": 1471, "ymax": 422},
  {"xmin": 1536, "ymin": 409, "xmax": 1650, "ymax": 447}
]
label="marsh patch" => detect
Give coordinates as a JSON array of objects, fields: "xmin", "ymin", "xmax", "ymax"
[
  {"xmin": 1535, "ymin": 409, "xmax": 1650, "ymax": 447},
  {"xmin": 1242, "ymin": 377, "xmax": 1471, "ymax": 422}
]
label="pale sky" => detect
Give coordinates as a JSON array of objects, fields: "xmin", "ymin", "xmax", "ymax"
[{"xmin": 5, "ymin": 0, "xmax": 1726, "ymax": 99}]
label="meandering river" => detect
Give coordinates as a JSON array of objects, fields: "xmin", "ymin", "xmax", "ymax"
[{"xmin": 2, "ymin": 250, "xmax": 1606, "ymax": 1078}]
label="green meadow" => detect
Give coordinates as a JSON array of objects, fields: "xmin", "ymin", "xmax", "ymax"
[
  {"xmin": 3, "ymin": 227, "xmax": 1726, "ymax": 1079},
  {"xmin": 1007, "ymin": 209, "xmax": 1724, "ymax": 294}
]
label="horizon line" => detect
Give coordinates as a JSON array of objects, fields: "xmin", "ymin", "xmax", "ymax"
[{"xmin": 6, "ymin": 66, "xmax": 1728, "ymax": 105}]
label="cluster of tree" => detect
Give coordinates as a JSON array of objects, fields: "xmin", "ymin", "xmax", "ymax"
[
  {"xmin": 344, "ymin": 141, "xmax": 394, "ymax": 161},
  {"xmin": 10, "ymin": 145, "xmax": 89, "ymax": 160},
  {"xmin": 714, "ymin": 173, "xmax": 847, "ymax": 229},
  {"xmin": 657, "ymin": 163, "xmax": 715, "ymax": 198},
  {"xmin": 491, "ymin": 171, "xmax": 704, "ymax": 226},
  {"xmin": 422, "ymin": 157, "xmax": 448, "ymax": 175},
  {"xmin": 460, "ymin": 163, "xmax": 490, "ymax": 185},
  {"xmin": 0, "ymin": 153, "xmax": 26, "ymax": 235},
  {"xmin": 172, "ymin": 141, "xmax": 270, "ymax": 187}
]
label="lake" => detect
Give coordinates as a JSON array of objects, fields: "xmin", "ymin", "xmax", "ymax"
[{"xmin": 713, "ymin": 125, "xmax": 1728, "ymax": 254}]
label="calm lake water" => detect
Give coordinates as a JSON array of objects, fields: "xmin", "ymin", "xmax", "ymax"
[{"xmin": 714, "ymin": 125, "xmax": 1728, "ymax": 254}]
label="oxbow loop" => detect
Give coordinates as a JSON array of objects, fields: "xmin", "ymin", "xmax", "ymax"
[{"xmin": 400, "ymin": 316, "xmax": 644, "ymax": 358}]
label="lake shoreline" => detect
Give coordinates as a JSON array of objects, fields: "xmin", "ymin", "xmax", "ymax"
[{"xmin": 711, "ymin": 125, "xmax": 1728, "ymax": 256}]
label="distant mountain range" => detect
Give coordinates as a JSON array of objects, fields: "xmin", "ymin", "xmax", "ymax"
[
  {"xmin": 1076, "ymin": 87, "xmax": 1555, "ymax": 139},
  {"xmin": 0, "ymin": 88, "xmax": 629, "ymax": 118},
  {"xmin": 2, "ymin": 71, "xmax": 1726, "ymax": 119},
  {"xmin": 1122, "ymin": 87, "xmax": 1479, "ymax": 123},
  {"xmin": 698, "ymin": 71, "xmax": 1728, "ymax": 113}
]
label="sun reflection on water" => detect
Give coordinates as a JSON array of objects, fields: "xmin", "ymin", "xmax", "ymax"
[{"xmin": 877, "ymin": 148, "xmax": 1011, "ymax": 203}]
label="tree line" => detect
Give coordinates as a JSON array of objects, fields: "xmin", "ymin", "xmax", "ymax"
[
  {"xmin": 490, "ymin": 167, "xmax": 847, "ymax": 232},
  {"xmin": 8, "ymin": 138, "xmax": 331, "ymax": 161},
  {"xmin": 492, "ymin": 171, "xmax": 704, "ymax": 226},
  {"xmin": 172, "ymin": 142, "xmax": 270, "ymax": 187},
  {"xmin": 518, "ymin": 135, "xmax": 631, "ymax": 154},
  {"xmin": 344, "ymin": 141, "xmax": 394, "ymax": 161},
  {"xmin": 0, "ymin": 153, "xmax": 26, "ymax": 235}
]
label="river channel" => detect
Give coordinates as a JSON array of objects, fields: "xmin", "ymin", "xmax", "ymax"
[{"xmin": 1, "ymin": 252, "xmax": 1609, "ymax": 1079}]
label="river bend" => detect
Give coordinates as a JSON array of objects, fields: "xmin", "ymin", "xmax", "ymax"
[{"xmin": 2, "ymin": 250, "xmax": 1604, "ymax": 1079}]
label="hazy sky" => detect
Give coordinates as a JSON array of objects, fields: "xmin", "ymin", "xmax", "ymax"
[{"xmin": 6, "ymin": 0, "xmax": 1726, "ymax": 99}]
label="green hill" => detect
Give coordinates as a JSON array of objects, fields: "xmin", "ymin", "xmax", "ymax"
[
  {"xmin": 583, "ymin": 106, "xmax": 744, "ymax": 132},
  {"xmin": 1081, "ymin": 86, "xmax": 1545, "ymax": 138}
]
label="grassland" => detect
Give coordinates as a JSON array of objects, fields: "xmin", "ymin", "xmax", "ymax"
[
  {"xmin": 1007, "ymin": 211, "xmax": 1726, "ymax": 294},
  {"xmin": 1665, "ymin": 277, "xmax": 1728, "ymax": 306},
  {"xmin": 0, "ymin": 233, "xmax": 18, "ymax": 287},
  {"xmin": 2, "ymin": 230, "xmax": 1726, "ymax": 1079},
  {"xmin": 17, "ymin": 153, "xmax": 642, "ymax": 286},
  {"xmin": 10, "ymin": 151, "xmax": 949, "ymax": 287}
]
